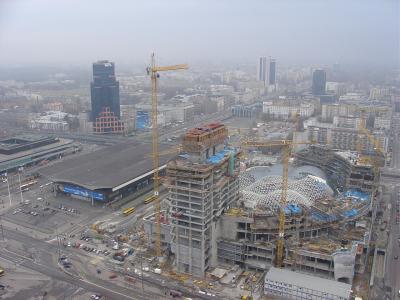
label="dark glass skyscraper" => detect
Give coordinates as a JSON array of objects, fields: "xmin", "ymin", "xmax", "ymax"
[
  {"xmin": 312, "ymin": 69, "xmax": 326, "ymax": 95},
  {"xmin": 268, "ymin": 58, "xmax": 276, "ymax": 85},
  {"xmin": 90, "ymin": 60, "xmax": 120, "ymax": 121}
]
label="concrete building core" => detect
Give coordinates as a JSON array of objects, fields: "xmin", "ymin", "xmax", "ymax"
[{"xmin": 166, "ymin": 123, "xmax": 240, "ymax": 277}]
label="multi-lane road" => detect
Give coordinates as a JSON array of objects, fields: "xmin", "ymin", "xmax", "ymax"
[
  {"xmin": 385, "ymin": 186, "xmax": 400, "ymax": 299},
  {"xmin": 0, "ymin": 226, "xmax": 165, "ymax": 300},
  {"xmin": 381, "ymin": 115, "xmax": 400, "ymax": 299}
]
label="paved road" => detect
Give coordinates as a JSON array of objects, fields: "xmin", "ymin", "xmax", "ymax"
[
  {"xmin": 1, "ymin": 226, "xmax": 163, "ymax": 300},
  {"xmin": 385, "ymin": 185, "xmax": 400, "ymax": 299}
]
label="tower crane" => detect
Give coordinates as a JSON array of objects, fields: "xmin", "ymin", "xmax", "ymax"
[
  {"xmin": 242, "ymin": 139, "xmax": 313, "ymax": 267},
  {"xmin": 356, "ymin": 106, "xmax": 389, "ymax": 164},
  {"xmin": 147, "ymin": 54, "xmax": 188, "ymax": 257},
  {"xmin": 143, "ymin": 146, "xmax": 182, "ymax": 159}
]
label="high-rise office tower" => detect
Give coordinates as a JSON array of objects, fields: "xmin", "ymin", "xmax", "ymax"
[
  {"xmin": 257, "ymin": 56, "xmax": 267, "ymax": 83},
  {"xmin": 268, "ymin": 58, "xmax": 276, "ymax": 85},
  {"xmin": 90, "ymin": 60, "xmax": 120, "ymax": 121},
  {"xmin": 312, "ymin": 69, "xmax": 326, "ymax": 95},
  {"xmin": 167, "ymin": 123, "xmax": 240, "ymax": 277}
]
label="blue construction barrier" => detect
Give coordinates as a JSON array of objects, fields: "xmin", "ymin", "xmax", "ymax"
[
  {"xmin": 285, "ymin": 204, "xmax": 302, "ymax": 215},
  {"xmin": 136, "ymin": 111, "xmax": 150, "ymax": 129},
  {"xmin": 206, "ymin": 148, "xmax": 237, "ymax": 164},
  {"xmin": 344, "ymin": 189, "xmax": 370, "ymax": 202}
]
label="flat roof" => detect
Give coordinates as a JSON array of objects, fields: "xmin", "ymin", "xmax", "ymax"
[
  {"xmin": 0, "ymin": 135, "xmax": 58, "ymax": 154},
  {"xmin": 40, "ymin": 141, "xmax": 175, "ymax": 191},
  {"xmin": 0, "ymin": 138, "xmax": 74, "ymax": 165},
  {"xmin": 265, "ymin": 267, "xmax": 352, "ymax": 298}
]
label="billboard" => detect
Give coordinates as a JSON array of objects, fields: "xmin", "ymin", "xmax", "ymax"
[
  {"xmin": 63, "ymin": 184, "xmax": 104, "ymax": 201},
  {"xmin": 136, "ymin": 111, "xmax": 150, "ymax": 130}
]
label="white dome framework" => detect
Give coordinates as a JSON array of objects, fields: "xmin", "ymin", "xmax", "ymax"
[{"xmin": 241, "ymin": 173, "xmax": 334, "ymax": 213}]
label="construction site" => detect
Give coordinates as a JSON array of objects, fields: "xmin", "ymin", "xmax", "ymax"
[
  {"xmin": 139, "ymin": 118, "xmax": 384, "ymax": 299},
  {"xmin": 136, "ymin": 57, "xmax": 385, "ymax": 299},
  {"xmin": 0, "ymin": 55, "xmax": 393, "ymax": 300}
]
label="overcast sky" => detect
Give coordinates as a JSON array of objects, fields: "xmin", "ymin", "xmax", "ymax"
[{"xmin": 0, "ymin": 0, "xmax": 398, "ymax": 67}]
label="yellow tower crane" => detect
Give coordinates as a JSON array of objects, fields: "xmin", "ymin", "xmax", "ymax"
[
  {"xmin": 356, "ymin": 106, "xmax": 389, "ymax": 165},
  {"xmin": 147, "ymin": 54, "xmax": 188, "ymax": 257},
  {"xmin": 242, "ymin": 139, "xmax": 313, "ymax": 267}
]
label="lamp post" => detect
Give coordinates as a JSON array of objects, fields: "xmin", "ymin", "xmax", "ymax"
[
  {"xmin": 55, "ymin": 223, "xmax": 61, "ymax": 259},
  {"xmin": 18, "ymin": 167, "xmax": 24, "ymax": 203},
  {"xmin": 6, "ymin": 173, "xmax": 12, "ymax": 207}
]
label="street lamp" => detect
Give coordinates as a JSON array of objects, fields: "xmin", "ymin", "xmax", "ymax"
[
  {"xmin": 5, "ymin": 173, "xmax": 12, "ymax": 207},
  {"xmin": 55, "ymin": 222, "xmax": 61, "ymax": 259},
  {"xmin": 18, "ymin": 167, "xmax": 24, "ymax": 204}
]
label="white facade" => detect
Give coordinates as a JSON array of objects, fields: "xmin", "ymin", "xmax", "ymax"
[
  {"xmin": 264, "ymin": 267, "xmax": 352, "ymax": 300},
  {"xmin": 121, "ymin": 105, "xmax": 136, "ymax": 132},
  {"xmin": 30, "ymin": 111, "xmax": 70, "ymax": 132},
  {"xmin": 210, "ymin": 96, "xmax": 225, "ymax": 112},
  {"xmin": 374, "ymin": 117, "xmax": 391, "ymax": 130},
  {"xmin": 326, "ymin": 82, "xmax": 346, "ymax": 96},
  {"xmin": 321, "ymin": 104, "xmax": 358, "ymax": 122},
  {"xmin": 135, "ymin": 103, "xmax": 194, "ymax": 124},
  {"xmin": 369, "ymin": 87, "xmax": 390, "ymax": 100},
  {"xmin": 333, "ymin": 116, "xmax": 361, "ymax": 129},
  {"xmin": 263, "ymin": 102, "xmax": 314, "ymax": 118}
]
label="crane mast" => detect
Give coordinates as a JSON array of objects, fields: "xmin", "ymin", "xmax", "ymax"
[
  {"xmin": 147, "ymin": 54, "xmax": 188, "ymax": 257},
  {"xmin": 277, "ymin": 144, "xmax": 290, "ymax": 267},
  {"xmin": 242, "ymin": 139, "xmax": 312, "ymax": 267}
]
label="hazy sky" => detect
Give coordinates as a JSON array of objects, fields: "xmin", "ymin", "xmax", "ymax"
[{"xmin": 0, "ymin": 0, "xmax": 398, "ymax": 67}]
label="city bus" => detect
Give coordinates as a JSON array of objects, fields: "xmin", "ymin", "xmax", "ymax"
[
  {"xmin": 144, "ymin": 195, "xmax": 157, "ymax": 204},
  {"xmin": 122, "ymin": 207, "xmax": 135, "ymax": 216}
]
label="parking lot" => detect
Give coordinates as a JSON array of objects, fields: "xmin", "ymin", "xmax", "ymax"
[
  {"xmin": 3, "ymin": 200, "xmax": 81, "ymax": 233},
  {"xmin": 2, "ymin": 181, "xmax": 110, "ymax": 235}
]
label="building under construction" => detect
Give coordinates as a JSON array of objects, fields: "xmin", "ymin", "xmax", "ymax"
[
  {"xmin": 144, "ymin": 125, "xmax": 374, "ymax": 286},
  {"xmin": 295, "ymin": 145, "xmax": 378, "ymax": 193},
  {"xmin": 167, "ymin": 123, "xmax": 240, "ymax": 277},
  {"xmin": 145, "ymin": 123, "xmax": 241, "ymax": 277}
]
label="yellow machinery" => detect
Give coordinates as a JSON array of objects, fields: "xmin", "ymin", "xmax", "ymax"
[
  {"xmin": 356, "ymin": 107, "xmax": 389, "ymax": 164},
  {"xmin": 242, "ymin": 139, "xmax": 312, "ymax": 267},
  {"xmin": 147, "ymin": 54, "xmax": 188, "ymax": 257}
]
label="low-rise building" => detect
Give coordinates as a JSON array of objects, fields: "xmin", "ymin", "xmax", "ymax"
[
  {"xmin": 263, "ymin": 102, "xmax": 314, "ymax": 119},
  {"xmin": 374, "ymin": 116, "xmax": 391, "ymax": 130},
  {"xmin": 135, "ymin": 102, "xmax": 194, "ymax": 125},
  {"xmin": 264, "ymin": 267, "xmax": 352, "ymax": 300},
  {"xmin": 30, "ymin": 111, "xmax": 70, "ymax": 132},
  {"xmin": 333, "ymin": 115, "xmax": 361, "ymax": 129},
  {"xmin": 321, "ymin": 104, "xmax": 357, "ymax": 123}
]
